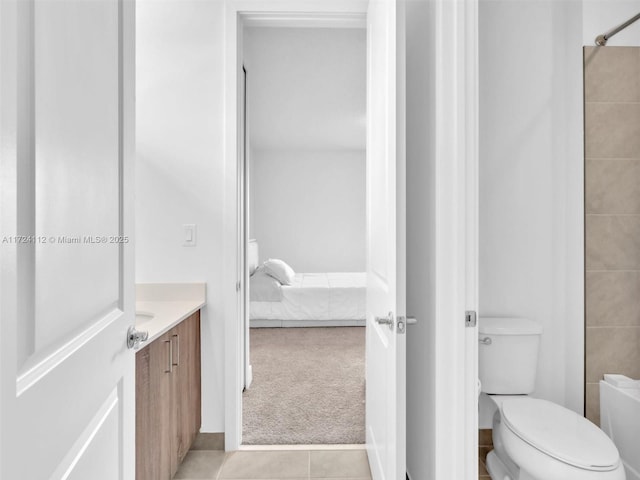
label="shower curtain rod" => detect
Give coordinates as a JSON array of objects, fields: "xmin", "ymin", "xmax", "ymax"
[{"xmin": 596, "ymin": 12, "xmax": 640, "ymax": 46}]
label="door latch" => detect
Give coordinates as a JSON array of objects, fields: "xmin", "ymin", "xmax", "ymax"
[
  {"xmin": 375, "ymin": 312, "xmax": 394, "ymax": 331},
  {"xmin": 396, "ymin": 316, "xmax": 417, "ymax": 334},
  {"xmin": 465, "ymin": 310, "xmax": 477, "ymax": 328}
]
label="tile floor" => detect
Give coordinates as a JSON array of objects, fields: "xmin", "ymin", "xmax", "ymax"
[
  {"xmin": 173, "ymin": 448, "xmax": 372, "ymax": 480},
  {"xmin": 177, "ymin": 431, "xmax": 492, "ymax": 479}
]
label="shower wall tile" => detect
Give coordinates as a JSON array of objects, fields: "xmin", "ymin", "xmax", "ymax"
[
  {"xmin": 585, "ymin": 215, "xmax": 640, "ymax": 270},
  {"xmin": 585, "ymin": 47, "xmax": 640, "ymax": 426},
  {"xmin": 586, "ymin": 271, "xmax": 640, "ymax": 326},
  {"xmin": 585, "ymin": 159, "xmax": 640, "ymax": 214},
  {"xmin": 585, "ymin": 103, "xmax": 640, "ymax": 158},
  {"xmin": 586, "ymin": 382, "xmax": 601, "ymax": 425},
  {"xmin": 586, "ymin": 326, "xmax": 640, "ymax": 383},
  {"xmin": 584, "ymin": 47, "xmax": 640, "ymax": 103}
]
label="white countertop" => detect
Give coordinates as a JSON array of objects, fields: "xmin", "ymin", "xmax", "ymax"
[{"xmin": 135, "ymin": 283, "xmax": 206, "ymax": 349}]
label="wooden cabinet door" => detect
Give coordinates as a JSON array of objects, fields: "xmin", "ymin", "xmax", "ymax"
[
  {"xmin": 136, "ymin": 312, "xmax": 201, "ymax": 479},
  {"xmin": 170, "ymin": 320, "xmax": 188, "ymax": 473},
  {"xmin": 171, "ymin": 312, "xmax": 201, "ymax": 469},
  {"xmin": 136, "ymin": 333, "xmax": 172, "ymax": 480},
  {"xmin": 191, "ymin": 312, "xmax": 202, "ymax": 440}
]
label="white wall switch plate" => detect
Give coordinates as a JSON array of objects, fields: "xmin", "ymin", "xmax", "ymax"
[{"xmin": 183, "ymin": 224, "xmax": 197, "ymax": 247}]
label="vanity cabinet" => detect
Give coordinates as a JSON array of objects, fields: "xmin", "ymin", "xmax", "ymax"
[
  {"xmin": 136, "ymin": 311, "xmax": 201, "ymax": 480},
  {"xmin": 171, "ymin": 311, "xmax": 202, "ymax": 467}
]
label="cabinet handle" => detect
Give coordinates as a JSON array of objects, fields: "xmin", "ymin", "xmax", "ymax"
[
  {"xmin": 165, "ymin": 339, "xmax": 172, "ymax": 374},
  {"xmin": 172, "ymin": 334, "xmax": 180, "ymax": 367}
]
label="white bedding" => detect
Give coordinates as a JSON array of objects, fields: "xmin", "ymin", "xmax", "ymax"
[
  {"xmin": 250, "ymin": 272, "xmax": 366, "ymax": 327},
  {"xmin": 250, "ymin": 269, "xmax": 283, "ymax": 302}
]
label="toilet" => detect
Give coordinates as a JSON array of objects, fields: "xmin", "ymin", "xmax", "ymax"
[{"xmin": 479, "ymin": 317, "xmax": 626, "ymax": 480}]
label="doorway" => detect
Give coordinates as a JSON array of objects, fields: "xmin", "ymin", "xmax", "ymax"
[
  {"xmin": 223, "ymin": 2, "xmax": 479, "ymax": 479},
  {"xmin": 240, "ymin": 20, "xmax": 367, "ymax": 447}
]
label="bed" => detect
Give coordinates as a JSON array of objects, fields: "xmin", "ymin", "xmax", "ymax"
[{"xmin": 248, "ymin": 240, "xmax": 366, "ymax": 327}]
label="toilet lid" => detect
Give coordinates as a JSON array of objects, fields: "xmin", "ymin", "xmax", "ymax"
[{"xmin": 501, "ymin": 398, "xmax": 620, "ymax": 471}]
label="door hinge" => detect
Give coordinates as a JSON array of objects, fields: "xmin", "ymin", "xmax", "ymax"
[
  {"xmin": 236, "ymin": 281, "xmax": 241, "ymax": 292},
  {"xmin": 465, "ymin": 310, "xmax": 477, "ymax": 328}
]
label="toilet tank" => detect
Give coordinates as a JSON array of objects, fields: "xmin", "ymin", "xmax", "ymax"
[{"xmin": 479, "ymin": 317, "xmax": 543, "ymax": 394}]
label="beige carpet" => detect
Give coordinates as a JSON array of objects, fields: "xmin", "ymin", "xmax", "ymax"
[{"xmin": 242, "ymin": 327, "xmax": 365, "ymax": 445}]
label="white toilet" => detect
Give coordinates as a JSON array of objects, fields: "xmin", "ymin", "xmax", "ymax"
[{"xmin": 479, "ymin": 317, "xmax": 626, "ymax": 480}]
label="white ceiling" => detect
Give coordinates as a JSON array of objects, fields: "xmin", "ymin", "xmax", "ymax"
[{"xmin": 244, "ymin": 27, "xmax": 366, "ymax": 151}]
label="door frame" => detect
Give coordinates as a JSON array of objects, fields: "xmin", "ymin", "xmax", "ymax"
[
  {"xmin": 239, "ymin": 64, "xmax": 252, "ymax": 390},
  {"xmin": 431, "ymin": 0, "xmax": 479, "ymax": 478},
  {"xmin": 222, "ymin": 0, "xmax": 369, "ymax": 451},
  {"xmin": 222, "ymin": 2, "xmax": 479, "ymax": 477}
]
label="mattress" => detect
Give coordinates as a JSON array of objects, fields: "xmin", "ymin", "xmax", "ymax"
[{"xmin": 250, "ymin": 272, "xmax": 366, "ymax": 326}]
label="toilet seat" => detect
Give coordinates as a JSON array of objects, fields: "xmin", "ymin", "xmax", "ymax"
[{"xmin": 500, "ymin": 397, "xmax": 619, "ymax": 472}]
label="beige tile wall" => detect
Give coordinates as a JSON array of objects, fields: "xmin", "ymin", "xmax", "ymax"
[{"xmin": 584, "ymin": 46, "xmax": 640, "ymax": 425}]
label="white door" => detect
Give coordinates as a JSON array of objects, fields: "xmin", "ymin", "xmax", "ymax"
[
  {"xmin": 0, "ymin": 0, "xmax": 136, "ymax": 478},
  {"xmin": 365, "ymin": 0, "xmax": 406, "ymax": 479}
]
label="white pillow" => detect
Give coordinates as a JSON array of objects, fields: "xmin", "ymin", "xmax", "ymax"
[{"xmin": 263, "ymin": 259, "xmax": 295, "ymax": 286}]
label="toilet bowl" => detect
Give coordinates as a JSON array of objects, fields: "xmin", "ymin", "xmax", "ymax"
[
  {"xmin": 479, "ymin": 317, "xmax": 626, "ymax": 480},
  {"xmin": 486, "ymin": 395, "xmax": 625, "ymax": 480}
]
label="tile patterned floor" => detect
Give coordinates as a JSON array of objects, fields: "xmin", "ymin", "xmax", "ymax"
[
  {"xmin": 176, "ymin": 431, "xmax": 493, "ymax": 479},
  {"xmin": 173, "ymin": 448, "xmax": 372, "ymax": 480}
]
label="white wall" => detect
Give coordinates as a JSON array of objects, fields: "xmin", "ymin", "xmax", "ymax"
[
  {"xmin": 243, "ymin": 27, "xmax": 366, "ymax": 151},
  {"xmin": 406, "ymin": 0, "xmax": 437, "ymax": 477},
  {"xmin": 478, "ymin": 0, "xmax": 584, "ymax": 423},
  {"xmin": 136, "ymin": 0, "xmax": 226, "ymax": 432},
  {"xmin": 583, "ymin": 0, "xmax": 640, "ymax": 46},
  {"xmin": 250, "ymin": 150, "xmax": 366, "ymax": 272},
  {"xmin": 244, "ymin": 27, "xmax": 366, "ymax": 273}
]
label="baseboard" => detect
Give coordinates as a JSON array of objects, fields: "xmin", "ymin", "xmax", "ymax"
[
  {"xmin": 192, "ymin": 432, "xmax": 225, "ymax": 451},
  {"xmin": 246, "ymin": 364, "xmax": 253, "ymax": 388},
  {"xmin": 239, "ymin": 444, "xmax": 366, "ymax": 451},
  {"xmin": 250, "ymin": 319, "xmax": 366, "ymax": 328}
]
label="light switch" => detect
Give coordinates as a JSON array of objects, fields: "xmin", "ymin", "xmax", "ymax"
[{"xmin": 183, "ymin": 224, "xmax": 197, "ymax": 247}]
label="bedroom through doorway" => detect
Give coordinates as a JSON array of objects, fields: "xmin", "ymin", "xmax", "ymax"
[{"xmin": 240, "ymin": 22, "xmax": 367, "ymax": 446}]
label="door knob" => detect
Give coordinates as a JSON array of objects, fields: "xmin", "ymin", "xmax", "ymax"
[
  {"xmin": 375, "ymin": 312, "xmax": 394, "ymax": 330},
  {"xmin": 127, "ymin": 326, "xmax": 149, "ymax": 349}
]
